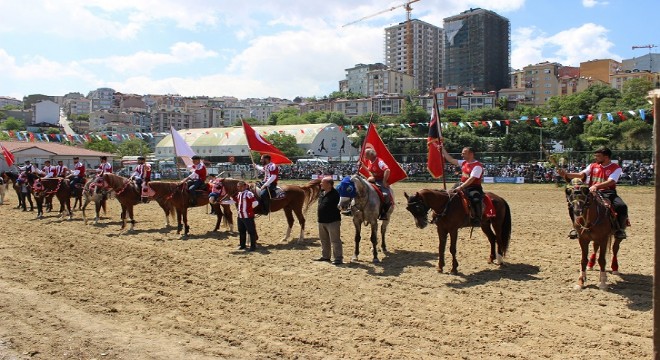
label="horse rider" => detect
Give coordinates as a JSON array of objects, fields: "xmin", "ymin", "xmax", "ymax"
[
  {"xmin": 55, "ymin": 160, "xmax": 70, "ymax": 177},
  {"xmin": 442, "ymin": 146, "xmax": 484, "ymax": 226},
  {"xmin": 18, "ymin": 159, "xmax": 37, "ymax": 184},
  {"xmin": 557, "ymin": 146, "xmax": 628, "ymax": 240},
  {"xmin": 181, "ymin": 155, "xmax": 207, "ymax": 206},
  {"xmin": 41, "ymin": 160, "xmax": 56, "ymax": 178},
  {"xmin": 130, "ymin": 156, "xmax": 151, "ymax": 189},
  {"xmin": 96, "ymin": 156, "xmax": 113, "ymax": 176},
  {"xmin": 360, "ymin": 148, "xmax": 392, "ymax": 220},
  {"xmin": 253, "ymin": 154, "xmax": 279, "ymax": 215},
  {"xmin": 69, "ymin": 156, "xmax": 86, "ymax": 192}
]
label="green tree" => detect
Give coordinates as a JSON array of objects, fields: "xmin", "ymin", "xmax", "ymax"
[
  {"xmin": 85, "ymin": 139, "xmax": 117, "ymax": 154},
  {"xmin": 46, "ymin": 128, "xmax": 61, "ymax": 134},
  {"xmin": 618, "ymin": 78, "xmax": 653, "ymax": 110},
  {"xmin": 1, "ymin": 117, "xmax": 26, "ymax": 131},
  {"xmin": 117, "ymin": 139, "xmax": 152, "ymax": 157},
  {"xmin": 261, "ymin": 133, "xmax": 305, "ymax": 159},
  {"xmin": 269, "ymin": 107, "xmax": 302, "ymax": 125}
]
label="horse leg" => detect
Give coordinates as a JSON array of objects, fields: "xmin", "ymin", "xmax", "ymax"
[
  {"xmin": 128, "ymin": 206, "xmax": 136, "ymax": 232},
  {"xmin": 294, "ymin": 207, "xmax": 305, "ymax": 243},
  {"xmin": 66, "ymin": 197, "xmax": 72, "ymax": 220},
  {"xmin": 176, "ymin": 209, "xmax": 183, "ymax": 235},
  {"xmin": 449, "ymin": 230, "xmax": 459, "ymax": 275},
  {"xmin": 611, "ymin": 237, "xmax": 622, "ymax": 275},
  {"xmin": 597, "ymin": 239, "xmax": 608, "ymax": 290},
  {"xmin": 482, "ymin": 224, "xmax": 498, "ymax": 264},
  {"xmin": 181, "ymin": 208, "xmax": 189, "ymax": 239},
  {"xmin": 281, "ymin": 208, "xmax": 295, "ymax": 243},
  {"xmin": 436, "ymin": 227, "xmax": 447, "ymax": 273},
  {"xmin": 213, "ymin": 204, "xmax": 221, "ymax": 232},
  {"xmin": 587, "ymin": 242, "xmax": 598, "ymax": 270},
  {"xmin": 352, "ymin": 218, "xmax": 362, "ymax": 262},
  {"xmin": 120, "ymin": 205, "xmax": 127, "ymax": 230},
  {"xmin": 81, "ymin": 195, "xmax": 90, "ymax": 224},
  {"xmin": 224, "ymin": 205, "xmax": 234, "ymax": 232},
  {"xmin": 379, "ymin": 219, "xmax": 389, "ymax": 254},
  {"xmin": 369, "ymin": 221, "xmax": 380, "ymax": 264},
  {"xmin": 575, "ymin": 239, "xmax": 589, "ymax": 290}
]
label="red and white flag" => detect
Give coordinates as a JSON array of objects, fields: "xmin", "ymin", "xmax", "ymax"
[
  {"xmin": 1, "ymin": 143, "xmax": 15, "ymax": 167},
  {"xmin": 241, "ymin": 120, "xmax": 292, "ymax": 165},
  {"xmin": 358, "ymin": 122, "xmax": 407, "ymax": 184},
  {"xmin": 427, "ymin": 106, "xmax": 444, "ymax": 178}
]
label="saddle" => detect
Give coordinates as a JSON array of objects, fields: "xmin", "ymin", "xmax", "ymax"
[
  {"xmin": 458, "ymin": 191, "xmax": 496, "ymax": 218},
  {"xmin": 255, "ymin": 182, "xmax": 286, "ymax": 200}
]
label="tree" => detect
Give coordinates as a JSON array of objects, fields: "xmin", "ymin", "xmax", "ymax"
[
  {"xmin": 263, "ymin": 133, "xmax": 305, "ymax": 159},
  {"xmin": 618, "ymin": 78, "xmax": 653, "ymax": 110},
  {"xmin": 85, "ymin": 139, "xmax": 117, "ymax": 154},
  {"xmin": 1, "ymin": 117, "xmax": 26, "ymax": 131},
  {"xmin": 117, "ymin": 139, "xmax": 152, "ymax": 157}
]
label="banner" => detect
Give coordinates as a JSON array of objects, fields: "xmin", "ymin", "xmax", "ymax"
[
  {"xmin": 171, "ymin": 126, "xmax": 196, "ymax": 167},
  {"xmin": 1, "ymin": 144, "xmax": 15, "ymax": 167},
  {"xmin": 358, "ymin": 122, "xmax": 407, "ymax": 184},
  {"xmin": 427, "ymin": 104, "xmax": 444, "ymax": 178},
  {"xmin": 241, "ymin": 120, "xmax": 292, "ymax": 165}
]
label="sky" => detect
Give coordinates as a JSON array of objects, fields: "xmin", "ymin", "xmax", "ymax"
[{"xmin": 0, "ymin": 0, "xmax": 658, "ymax": 101}]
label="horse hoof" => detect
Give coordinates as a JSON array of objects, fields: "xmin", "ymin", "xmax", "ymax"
[
  {"xmin": 612, "ymin": 271, "xmax": 620, "ymax": 276},
  {"xmin": 598, "ymin": 283, "xmax": 608, "ymax": 290},
  {"xmin": 372, "ymin": 258, "xmax": 380, "ymax": 264},
  {"xmin": 351, "ymin": 256, "xmax": 358, "ymax": 263},
  {"xmin": 573, "ymin": 284, "xmax": 584, "ymax": 291},
  {"xmin": 586, "ymin": 266, "xmax": 594, "ymax": 271},
  {"xmin": 450, "ymin": 269, "xmax": 458, "ymax": 275}
]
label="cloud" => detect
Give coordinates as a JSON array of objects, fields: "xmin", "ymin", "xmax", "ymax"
[
  {"xmin": 511, "ymin": 23, "xmax": 618, "ymax": 69},
  {"xmin": 582, "ymin": 0, "xmax": 608, "ymax": 8}
]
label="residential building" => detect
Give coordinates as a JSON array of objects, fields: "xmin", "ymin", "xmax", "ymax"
[
  {"xmin": 621, "ymin": 53, "xmax": 660, "ymax": 73},
  {"xmin": 32, "ymin": 100, "xmax": 60, "ymax": 125},
  {"xmin": 498, "ymin": 88, "xmax": 526, "ymax": 110},
  {"xmin": 443, "ymin": 8, "xmax": 510, "ymax": 92},
  {"xmin": 0, "ymin": 96, "xmax": 22, "ymax": 108},
  {"xmin": 333, "ymin": 98, "xmax": 372, "ymax": 117},
  {"xmin": 610, "ymin": 70, "xmax": 660, "ymax": 91},
  {"xmin": 579, "ymin": 59, "xmax": 620, "ymax": 84},
  {"xmin": 384, "ymin": 19, "xmax": 443, "ymax": 93},
  {"xmin": 521, "ymin": 62, "xmax": 562, "ymax": 106},
  {"xmin": 344, "ymin": 63, "xmax": 387, "ymax": 95},
  {"xmin": 510, "ymin": 69, "xmax": 524, "ymax": 89},
  {"xmin": 68, "ymin": 98, "xmax": 92, "ymax": 116},
  {"xmin": 457, "ymin": 91, "xmax": 497, "ymax": 111},
  {"xmin": 434, "ymin": 87, "xmax": 459, "ymax": 109},
  {"xmin": 367, "ymin": 67, "xmax": 415, "ymax": 96}
]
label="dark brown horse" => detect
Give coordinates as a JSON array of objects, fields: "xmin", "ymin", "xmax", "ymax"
[
  {"xmin": 1, "ymin": 171, "xmax": 33, "ymax": 211},
  {"xmin": 214, "ymin": 178, "xmax": 322, "ymax": 243},
  {"xmin": 32, "ymin": 178, "xmax": 73, "ymax": 219},
  {"xmin": 142, "ymin": 181, "xmax": 232, "ymax": 238},
  {"xmin": 565, "ymin": 179, "xmax": 621, "ymax": 290},
  {"xmin": 404, "ymin": 189, "xmax": 512, "ymax": 274}
]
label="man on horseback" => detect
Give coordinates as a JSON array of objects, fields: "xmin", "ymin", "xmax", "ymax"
[
  {"xmin": 182, "ymin": 155, "xmax": 206, "ymax": 206},
  {"xmin": 41, "ymin": 160, "xmax": 56, "ymax": 178},
  {"xmin": 69, "ymin": 156, "xmax": 86, "ymax": 192},
  {"xmin": 130, "ymin": 156, "xmax": 151, "ymax": 189},
  {"xmin": 360, "ymin": 148, "xmax": 392, "ymax": 221},
  {"xmin": 96, "ymin": 156, "xmax": 112, "ymax": 175},
  {"xmin": 19, "ymin": 160, "xmax": 37, "ymax": 184},
  {"xmin": 254, "ymin": 154, "xmax": 278, "ymax": 216},
  {"xmin": 557, "ymin": 146, "xmax": 628, "ymax": 240},
  {"xmin": 55, "ymin": 160, "xmax": 69, "ymax": 177},
  {"xmin": 442, "ymin": 146, "xmax": 484, "ymax": 226}
]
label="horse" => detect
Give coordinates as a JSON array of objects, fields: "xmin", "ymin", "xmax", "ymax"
[
  {"xmin": 32, "ymin": 178, "xmax": 73, "ymax": 219},
  {"xmin": 2, "ymin": 171, "xmax": 34, "ymax": 211},
  {"xmin": 0, "ymin": 175, "xmax": 6, "ymax": 205},
  {"xmin": 565, "ymin": 178, "xmax": 622, "ymax": 290},
  {"xmin": 142, "ymin": 181, "xmax": 233, "ymax": 238},
  {"xmin": 336, "ymin": 175, "xmax": 394, "ymax": 263},
  {"xmin": 214, "ymin": 178, "xmax": 322, "ymax": 243},
  {"xmin": 81, "ymin": 177, "xmax": 109, "ymax": 224},
  {"xmin": 403, "ymin": 188, "xmax": 512, "ymax": 274}
]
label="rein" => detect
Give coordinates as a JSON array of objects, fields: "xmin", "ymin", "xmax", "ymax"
[
  {"xmin": 44, "ymin": 178, "xmax": 63, "ymax": 195},
  {"xmin": 572, "ymin": 191, "xmax": 606, "ymax": 235}
]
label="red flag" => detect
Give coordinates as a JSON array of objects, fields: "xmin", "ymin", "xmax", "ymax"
[
  {"xmin": 561, "ymin": 116, "xmax": 568, "ymax": 124},
  {"xmin": 28, "ymin": 132, "xmax": 35, "ymax": 142},
  {"xmin": 427, "ymin": 106, "xmax": 444, "ymax": 179},
  {"xmin": 241, "ymin": 120, "xmax": 292, "ymax": 165},
  {"xmin": 358, "ymin": 122, "xmax": 407, "ymax": 184},
  {"xmin": 1, "ymin": 144, "xmax": 15, "ymax": 167}
]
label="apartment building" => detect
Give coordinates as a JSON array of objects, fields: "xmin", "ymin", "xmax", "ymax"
[
  {"xmin": 367, "ymin": 68, "xmax": 414, "ymax": 96},
  {"xmin": 384, "ymin": 19, "xmax": 443, "ymax": 93},
  {"xmin": 579, "ymin": 59, "xmax": 621, "ymax": 84},
  {"xmin": 0, "ymin": 96, "xmax": 22, "ymax": 108},
  {"xmin": 610, "ymin": 70, "xmax": 660, "ymax": 91},
  {"xmin": 32, "ymin": 100, "xmax": 60, "ymax": 125},
  {"xmin": 87, "ymin": 88, "xmax": 115, "ymax": 112}
]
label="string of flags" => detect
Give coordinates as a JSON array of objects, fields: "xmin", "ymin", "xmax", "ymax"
[{"xmin": 1, "ymin": 107, "xmax": 650, "ymax": 143}]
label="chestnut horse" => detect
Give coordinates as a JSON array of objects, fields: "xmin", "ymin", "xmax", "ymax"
[
  {"xmin": 404, "ymin": 189, "xmax": 512, "ymax": 274},
  {"xmin": 32, "ymin": 178, "xmax": 73, "ymax": 219},
  {"xmin": 1, "ymin": 171, "xmax": 33, "ymax": 210},
  {"xmin": 142, "ymin": 181, "xmax": 232, "ymax": 238},
  {"xmin": 213, "ymin": 178, "xmax": 322, "ymax": 242},
  {"xmin": 565, "ymin": 179, "xmax": 622, "ymax": 290}
]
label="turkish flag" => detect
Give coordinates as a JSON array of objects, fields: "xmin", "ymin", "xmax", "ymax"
[
  {"xmin": 427, "ymin": 106, "xmax": 444, "ymax": 178},
  {"xmin": 1, "ymin": 144, "xmax": 15, "ymax": 167},
  {"xmin": 241, "ymin": 120, "xmax": 292, "ymax": 165},
  {"xmin": 358, "ymin": 122, "xmax": 407, "ymax": 184}
]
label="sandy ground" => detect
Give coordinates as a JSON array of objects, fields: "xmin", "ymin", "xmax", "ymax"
[{"xmin": 0, "ymin": 182, "xmax": 653, "ymax": 359}]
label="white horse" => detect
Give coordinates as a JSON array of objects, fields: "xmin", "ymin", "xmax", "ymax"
[{"xmin": 337, "ymin": 175, "xmax": 394, "ymax": 263}]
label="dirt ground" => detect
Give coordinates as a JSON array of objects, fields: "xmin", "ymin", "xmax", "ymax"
[{"xmin": 0, "ymin": 181, "xmax": 653, "ymax": 359}]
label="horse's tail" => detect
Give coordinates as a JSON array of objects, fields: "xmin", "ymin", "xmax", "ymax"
[
  {"xmin": 500, "ymin": 199, "xmax": 512, "ymax": 257},
  {"xmin": 301, "ymin": 178, "xmax": 322, "ymax": 213}
]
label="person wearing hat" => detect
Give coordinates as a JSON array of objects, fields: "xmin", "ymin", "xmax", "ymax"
[
  {"xmin": 41, "ymin": 160, "xmax": 56, "ymax": 178},
  {"xmin": 70, "ymin": 156, "xmax": 86, "ymax": 191},
  {"xmin": 557, "ymin": 146, "xmax": 628, "ymax": 240},
  {"xmin": 130, "ymin": 156, "xmax": 151, "ymax": 189},
  {"xmin": 181, "ymin": 155, "xmax": 207, "ymax": 206},
  {"xmin": 96, "ymin": 156, "xmax": 113, "ymax": 176}
]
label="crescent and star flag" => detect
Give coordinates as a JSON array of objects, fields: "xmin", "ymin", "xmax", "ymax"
[
  {"xmin": 1, "ymin": 143, "xmax": 15, "ymax": 167},
  {"xmin": 358, "ymin": 122, "xmax": 407, "ymax": 184},
  {"xmin": 427, "ymin": 106, "xmax": 444, "ymax": 178},
  {"xmin": 241, "ymin": 120, "xmax": 292, "ymax": 165},
  {"xmin": 170, "ymin": 126, "xmax": 196, "ymax": 167}
]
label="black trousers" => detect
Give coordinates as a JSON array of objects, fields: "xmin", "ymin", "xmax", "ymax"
[{"xmin": 237, "ymin": 217, "xmax": 258, "ymax": 248}]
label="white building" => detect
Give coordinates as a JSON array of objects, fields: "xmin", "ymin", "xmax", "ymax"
[{"xmin": 32, "ymin": 100, "xmax": 60, "ymax": 125}]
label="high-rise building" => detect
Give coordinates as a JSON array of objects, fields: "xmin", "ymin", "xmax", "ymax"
[
  {"xmin": 384, "ymin": 19, "xmax": 443, "ymax": 93},
  {"xmin": 443, "ymin": 8, "xmax": 510, "ymax": 92}
]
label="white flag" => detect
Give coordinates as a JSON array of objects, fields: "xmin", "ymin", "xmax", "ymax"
[{"xmin": 171, "ymin": 126, "xmax": 196, "ymax": 167}]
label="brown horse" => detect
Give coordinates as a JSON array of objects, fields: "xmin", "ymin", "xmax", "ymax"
[
  {"xmin": 1, "ymin": 171, "xmax": 34, "ymax": 210},
  {"xmin": 565, "ymin": 179, "xmax": 621, "ymax": 290},
  {"xmin": 214, "ymin": 178, "xmax": 322, "ymax": 243},
  {"xmin": 142, "ymin": 181, "xmax": 232, "ymax": 238},
  {"xmin": 404, "ymin": 189, "xmax": 512, "ymax": 274},
  {"xmin": 32, "ymin": 178, "xmax": 73, "ymax": 219}
]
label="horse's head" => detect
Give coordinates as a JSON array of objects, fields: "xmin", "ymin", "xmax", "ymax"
[
  {"xmin": 566, "ymin": 178, "xmax": 591, "ymax": 216},
  {"xmin": 32, "ymin": 179, "xmax": 45, "ymax": 197},
  {"xmin": 404, "ymin": 191, "xmax": 430, "ymax": 229},
  {"xmin": 336, "ymin": 175, "xmax": 357, "ymax": 211}
]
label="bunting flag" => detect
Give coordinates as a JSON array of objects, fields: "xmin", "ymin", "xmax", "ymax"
[
  {"xmin": 427, "ymin": 105, "xmax": 444, "ymax": 179},
  {"xmin": 170, "ymin": 126, "xmax": 196, "ymax": 167},
  {"xmin": 1, "ymin": 143, "xmax": 15, "ymax": 167},
  {"xmin": 358, "ymin": 122, "xmax": 407, "ymax": 185},
  {"xmin": 241, "ymin": 120, "xmax": 292, "ymax": 165}
]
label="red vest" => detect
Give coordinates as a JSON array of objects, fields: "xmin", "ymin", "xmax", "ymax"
[
  {"xmin": 460, "ymin": 160, "xmax": 484, "ymax": 186},
  {"xmin": 589, "ymin": 162, "xmax": 620, "ymax": 190},
  {"xmin": 232, "ymin": 190, "xmax": 257, "ymax": 218},
  {"xmin": 367, "ymin": 157, "xmax": 389, "ymax": 181}
]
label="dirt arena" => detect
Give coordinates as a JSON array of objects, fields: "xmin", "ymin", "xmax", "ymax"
[{"xmin": 0, "ymin": 181, "xmax": 653, "ymax": 359}]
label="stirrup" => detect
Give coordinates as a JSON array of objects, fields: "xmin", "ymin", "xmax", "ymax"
[
  {"xmin": 614, "ymin": 229, "xmax": 627, "ymax": 240},
  {"xmin": 568, "ymin": 229, "xmax": 578, "ymax": 239}
]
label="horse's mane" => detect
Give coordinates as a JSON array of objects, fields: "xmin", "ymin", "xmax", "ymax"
[
  {"xmin": 103, "ymin": 173, "xmax": 128, "ymax": 189},
  {"xmin": 218, "ymin": 178, "xmax": 240, "ymax": 196},
  {"xmin": 300, "ymin": 178, "xmax": 322, "ymax": 212}
]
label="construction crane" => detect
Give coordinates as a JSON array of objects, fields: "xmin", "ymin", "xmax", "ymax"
[
  {"xmin": 343, "ymin": 0, "xmax": 421, "ymax": 76},
  {"xmin": 632, "ymin": 44, "xmax": 657, "ymax": 72}
]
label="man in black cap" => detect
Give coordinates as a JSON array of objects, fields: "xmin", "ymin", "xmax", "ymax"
[
  {"xmin": 130, "ymin": 156, "xmax": 151, "ymax": 189},
  {"xmin": 181, "ymin": 155, "xmax": 207, "ymax": 206}
]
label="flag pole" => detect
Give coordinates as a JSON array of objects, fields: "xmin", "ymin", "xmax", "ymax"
[
  {"xmin": 241, "ymin": 120, "xmax": 259, "ymax": 179},
  {"xmin": 432, "ymin": 91, "xmax": 447, "ymax": 190},
  {"xmin": 171, "ymin": 127, "xmax": 183, "ymax": 181}
]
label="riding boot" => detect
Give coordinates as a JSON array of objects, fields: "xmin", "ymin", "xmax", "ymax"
[
  {"xmin": 470, "ymin": 202, "xmax": 482, "ymax": 226},
  {"xmin": 189, "ymin": 192, "xmax": 196, "ymax": 206},
  {"xmin": 378, "ymin": 202, "xmax": 391, "ymax": 221},
  {"xmin": 614, "ymin": 216, "xmax": 627, "ymax": 240},
  {"xmin": 261, "ymin": 197, "xmax": 270, "ymax": 215},
  {"xmin": 567, "ymin": 204, "xmax": 578, "ymax": 239}
]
